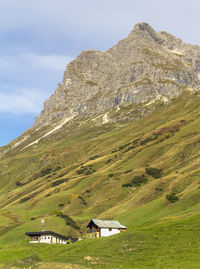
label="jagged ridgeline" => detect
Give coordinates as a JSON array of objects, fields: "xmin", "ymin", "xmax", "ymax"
[
  {"xmin": 34, "ymin": 23, "xmax": 200, "ymax": 128},
  {"xmin": 3, "ymin": 22, "xmax": 200, "ymax": 152},
  {"xmin": 1, "ymin": 23, "xmax": 200, "ymax": 268}
]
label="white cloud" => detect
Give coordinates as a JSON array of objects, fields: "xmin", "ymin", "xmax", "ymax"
[
  {"xmin": 0, "ymin": 86, "xmax": 46, "ymax": 114},
  {"xmin": 20, "ymin": 53, "xmax": 72, "ymax": 71},
  {"xmin": 0, "ymin": 0, "xmax": 146, "ymax": 38},
  {"xmin": 0, "ymin": 53, "xmax": 72, "ymax": 72},
  {"xmin": 0, "ymin": 52, "xmax": 73, "ymax": 117},
  {"xmin": 1, "ymin": 0, "xmax": 200, "ymax": 48},
  {"xmin": 19, "ymin": 53, "xmax": 72, "ymax": 71}
]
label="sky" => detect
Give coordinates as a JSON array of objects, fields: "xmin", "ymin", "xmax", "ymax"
[{"xmin": 1, "ymin": 0, "xmax": 200, "ymax": 146}]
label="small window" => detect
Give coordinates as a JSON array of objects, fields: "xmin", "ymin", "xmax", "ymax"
[
  {"xmin": 48, "ymin": 237, "xmax": 50, "ymax": 239},
  {"xmin": 44, "ymin": 237, "xmax": 46, "ymax": 239},
  {"xmin": 109, "ymin": 228, "xmax": 112, "ymax": 231}
]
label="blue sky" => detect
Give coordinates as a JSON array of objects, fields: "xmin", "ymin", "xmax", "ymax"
[{"xmin": 1, "ymin": 0, "xmax": 200, "ymax": 146}]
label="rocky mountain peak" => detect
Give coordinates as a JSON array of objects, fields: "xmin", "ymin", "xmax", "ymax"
[
  {"xmin": 32, "ymin": 23, "xmax": 200, "ymax": 131},
  {"xmin": 134, "ymin": 22, "xmax": 154, "ymax": 31},
  {"xmin": 128, "ymin": 22, "xmax": 162, "ymax": 44},
  {"xmin": 132, "ymin": 22, "xmax": 158, "ymax": 38}
]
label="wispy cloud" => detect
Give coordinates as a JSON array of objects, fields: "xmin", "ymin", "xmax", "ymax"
[
  {"xmin": 0, "ymin": 52, "xmax": 73, "ymax": 116},
  {"xmin": 1, "ymin": 0, "xmax": 199, "ymax": 45},
  {"xmin": 0, "ymin": 86, "xmax": 46, "ymax": 114},
  {"xmin": 0, "ymin": 53, "xmax": 72, "ymax": 72},
  {"xmin": 19, "ymin": 53, "xmax": 72, "ymax": 71}
]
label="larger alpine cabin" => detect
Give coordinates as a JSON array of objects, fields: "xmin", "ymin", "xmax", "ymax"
[{"xmin": 86, "ymin": 219, "xmax": 127, "ymax": 239}]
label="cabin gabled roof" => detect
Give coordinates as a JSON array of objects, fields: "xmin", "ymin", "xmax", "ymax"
[
  {"xmin": 25, "ymin": 231, "xmax": 70, "ymax": 240},
  {"xmin": 87, "ymin": 219, "xmax": 127, "ymax": 229}
]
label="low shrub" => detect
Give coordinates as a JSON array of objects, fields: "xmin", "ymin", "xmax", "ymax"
[
  {"xmin": 118, "ymin": 143, "xmax": 131, "ymax": 151},
  {"xmin": 85, "ymin": 169, "xmax": 96, "ymax": 175},
  {"xmin": 122, "ymin": 183, "xmax": 132, "ymax": 187},
  {"xmin": 124, "ymin": 169, "xmax": 132, "ymax": 174},
  {"xmin": 125, "ymin": 146, "xmax": 135, "ymax": 152},
  {"xmin": 112, "ymin": 142, "xmax": 133, "ymax": 153},
  {"xmin": 133, "ymin": 138, "xmax": 140, "ymax": 145},
  {"xmin": 40, "ymin": 168, "xmax": 52, "ymax": 177},
  {"xmin": 131, "ymin": 175, "xmax": 148, "ymax": 186},
  {"xmin": 89, "ymin": 155, "xmax": 99, "ymax": 160},
  {"xmin": 56, "ymin": 212, "xmax": 80, "ymax": 230},
  {"xmin": 145, "ymin": 167, "xmax": 162, "ymax": 178},
  {"xmin": 155, "ymin": 187, "xmax": 163, "ymax": 191},
  {"xmin": 76, "ymin": 165, "xmax": 96, "ymax": 175},
  {"xmin": 76, "ymin": 168, "xmax": 86, "ymax": 174},
  {"xmin": 122, "ymin": 175, "xmax": 148, "ymax": 187},
  {"xmin": 52, "ymin": 178, "xmax": 68, "ymax": 187},
  {"xmin": 85, "ymin": 189, "xmax": 91, "ymax": 193},
  {"xmin": 78, "ymin": 196, "xmax": 87, "ymax": 205},
  {"xmin": 166, "ymin": 194, "xmax": 179, "ymax": 203},
  {"xmin": 54, "ymin": 166, "xmax": 62, "ymax": 171},
  {"xmin": 105, "ymin": 159, "xmax": 113, "ymax": 164},
  {"xmin": 55, "ymin": 172, "xmax": 67, "ymax": 178},
  {"xmin": 140, "ymin": 136, "xmax": 155, "ymax": 145},
  {"xmin": 20, "ymin": 196, "xmax": 33, "ymax": 203},
  {"xmin": 16, "ymin": 181, "xmax": 25, "ymax": 187}
]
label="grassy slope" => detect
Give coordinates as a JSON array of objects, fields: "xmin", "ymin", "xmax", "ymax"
[
  {"xmin": 1, "ymin": 92, "xmax": 200, "ymax": 267},
  {"xmin": 1, "ymin": 214, "xmax": 200, "ymax": 268}
]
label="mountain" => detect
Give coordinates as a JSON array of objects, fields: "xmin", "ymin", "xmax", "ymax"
[
  {"xmin": 2, "ymin": 22, "xmax": 200, "ymax": 156},
  {"xmin": 2, "ymin": 22, "xmax": 200, "ymax": 154},
  {"xmin": 1, "ymin": 23, "xmax": 200, "ymax": 268},
  {"xmin": 34, "ymin": 23, "xmax": 200, "ymax": 128}
]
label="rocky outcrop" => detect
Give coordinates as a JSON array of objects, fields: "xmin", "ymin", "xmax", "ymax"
[{"xmin": 33, "ymin": 22, "xmax": 200, "ymax": 129}]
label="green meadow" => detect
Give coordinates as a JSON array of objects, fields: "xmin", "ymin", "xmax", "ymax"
[{"xmin": 1, "ymin": 92, "xmax": 200, "ymax": 268}]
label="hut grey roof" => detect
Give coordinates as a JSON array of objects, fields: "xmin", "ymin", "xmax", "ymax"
[
  {"xmin": 25, "ymin": 231, "xmax": 70, "ymax": 240},
  {"xmin": 89, "ymin": 219, "xmax": 127, "ymax": 229}
]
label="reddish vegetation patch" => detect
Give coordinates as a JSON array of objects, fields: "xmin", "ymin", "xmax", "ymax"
[{"xmin": 153, "ymin": 121, "xmax": 187, "ymax": 136}]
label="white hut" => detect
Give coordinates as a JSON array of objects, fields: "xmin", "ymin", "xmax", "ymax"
[{"xmin": 25, "ymin": 231, "xmax": 70, "ymax": 244}]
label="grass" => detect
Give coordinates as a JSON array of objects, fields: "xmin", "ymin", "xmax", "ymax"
[
  {"xmin": 1, "ymin": 92, "xmax": 200, "ymax": 267},
  {"xmin": 1, "ymin": 214, "xmax": 200, "ymax": 268}
]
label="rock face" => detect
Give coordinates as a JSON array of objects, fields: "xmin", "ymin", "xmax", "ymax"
[{"xmin": 34, "ymin": 23, "xmax": 200, "ymax": 128}]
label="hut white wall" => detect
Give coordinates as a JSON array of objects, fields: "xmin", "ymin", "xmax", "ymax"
[
  {"xmin": 29, "ymin": 235, "xmax": 67, "ymax": 244},
  {"xmin": 40, "ymin": 235, "xmax": 52, "ymax": 243},
  {"xmin": 100, "ymin": 228, "xmax": 120, "ymax": 237},
  {"xmin": 30, "ymin": 239, "xmax": 39, "ymax": 243},
  {"xmin": 51, "ymin": 236, "xmax": 67, "ymax": 244}
]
